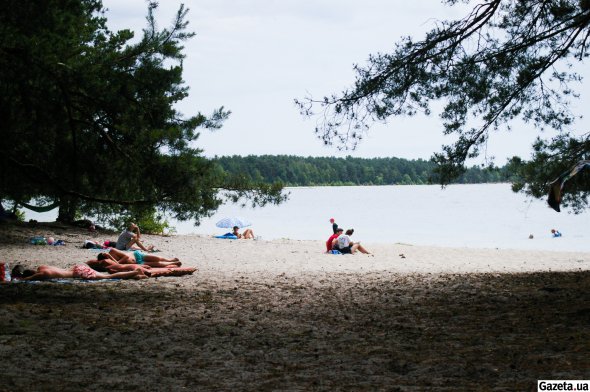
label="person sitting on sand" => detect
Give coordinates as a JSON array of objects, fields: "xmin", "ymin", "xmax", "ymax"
[
  {"xmin": 326, "ymin": 227, "xmax": 344, "ymax": 252},
  {"xmin": 336, "ymin": 229, "xmax": 371, "ymax": 255},
  {"xmin": 232, "ymin": 226, "xmax": 255, "ymax": 239},
  {"xmin": 99, "ymin": 248, "xmax": 181, "ymax": 268},
  {"xmin": 551, "ymin": 229, "xmax": 562, "ymax": 237},
  {"xmin": 11, "ymin": 264, "xmax": 147, "ymax": 281},
  {"xmin": 116, "ymin": 222, "xmax": 155, "ymax": 252}
]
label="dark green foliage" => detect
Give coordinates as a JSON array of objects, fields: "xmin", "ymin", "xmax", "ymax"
[
  {"xmin": 508, "ymin": 133, "xmax": 590, "ymax": 212},
  {"xmin": 297, "ymin": 0, "xmax": 590, "ymax": 210},
  {"xmin": 0, "ymin": 0, "xmax": 285, "ymax": 224},
  {"xmin": 108, "ymin": 206, "xmax": 173, "ymax": 235},
  {"xmin": 215, "ymin": 155, "xmax": 513, "ymax": 186}
]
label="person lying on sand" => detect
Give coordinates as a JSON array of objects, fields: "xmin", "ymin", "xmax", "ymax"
[
  {"xmin": 98, "ymin": 248, "xmax": 181, "ymax": 268},
  {"xmin": 86, "ymin": 258, "xmax": 196, "ymax": 278},
  {"xmin": 11, "ymin": 264, "xmax": 147, "ymax": 281},
  {"xmin": 87, "ymin": 257, "xmax": 152, "ymax": 274}
]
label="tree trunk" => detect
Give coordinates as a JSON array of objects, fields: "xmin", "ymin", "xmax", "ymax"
[{"xmin": 56, "ymin": 196, "xmax": 78, "ymax": 223}]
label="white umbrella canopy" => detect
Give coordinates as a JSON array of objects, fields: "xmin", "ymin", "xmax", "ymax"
[{"xmin": 215, "ymin": 217, "xmax": 252, "ymax": 229}]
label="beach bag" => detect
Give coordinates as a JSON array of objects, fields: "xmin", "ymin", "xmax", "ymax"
[
  {"xmin": 83, "ymin": 240, "xmax": 102, "ymax": 249},
  {"xmin": 0, "ymin": 262, "xmax": 10, "ymax": 282},
  {"xmin": 30, "ymin": 236, "xmax": 47, "ymax": 245}
]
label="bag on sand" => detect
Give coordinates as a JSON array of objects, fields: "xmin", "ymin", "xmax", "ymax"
[
  {"xmin": 0, "ymin": 262, "xmax": 11, "ymax": 282},
  {"xmin": 83, "ymin": 240, "xmax": 102, "ymax": 249}
]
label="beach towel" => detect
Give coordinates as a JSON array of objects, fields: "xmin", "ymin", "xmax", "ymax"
[
  {"xmin": 8, "ymin": 278, "xmax": 121, "ymax": 284},
  {"xmin": 88, "ymin": 247, "xmax": 111, "ymax": 252},
  {"xmin": 29, "ymin": 237, "xmax": 65, "ymax": 246},
  {"xmin": 148, "ymin": 267, "xmax": 197, "ymax": 277},
  {"xmin": 215, "ymin": 233, "xmax": 238, "ymax": 239}
]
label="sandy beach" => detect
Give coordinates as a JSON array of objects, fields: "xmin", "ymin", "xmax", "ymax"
[{"xmin": 0, "ymin": 221, "xmax": 589, "ymax": 391}]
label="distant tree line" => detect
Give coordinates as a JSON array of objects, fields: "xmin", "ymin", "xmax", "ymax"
[{"xmin": 214, "ymin": 155, "xmax": 516, "ymax": 186}]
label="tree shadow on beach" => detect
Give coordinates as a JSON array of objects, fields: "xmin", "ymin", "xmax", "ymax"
[{"xmin": 0, "ymin": 271, "xmax": 588, "ymax": 391}]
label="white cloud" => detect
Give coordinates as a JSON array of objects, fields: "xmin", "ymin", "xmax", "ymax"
[{"xmin": 102, "ymin": 0, "xmax": 590, "ymax": 163}]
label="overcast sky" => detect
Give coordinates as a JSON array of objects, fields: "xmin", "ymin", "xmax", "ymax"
[{"xmin": 102, "ymin": 0, "xmax": 590, "ymax": 165}]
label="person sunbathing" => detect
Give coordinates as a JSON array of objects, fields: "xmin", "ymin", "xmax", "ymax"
[
  {"xmin": 98, "ymin": 248, "xmax": 181, "ymax": 268},
  {"xmin": 11, "ymin": 264, "xmax": 146, "ymax": 281},
  {"xmin": 232, "ymin": 226, "xmax": 255, "ymax": 239},
  {"xmin": 86, "ymin": 258, "xmax": 196, "ymax": 278},
  {"xmin": 86, "ymin": 257, "xmax": 152, "ymax": 275}
]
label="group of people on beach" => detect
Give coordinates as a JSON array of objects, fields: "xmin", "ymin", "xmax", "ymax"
[
  {"xmin": 10, "ymin": 214, "xmax": 374, "ymax": 282},
  {"xmin": 326, "ymin": 218, "xmax": 371, "ymax": 255},
  {"xmin": 12, "ymin": 222, "xmax": 195, "ymax": 281}
]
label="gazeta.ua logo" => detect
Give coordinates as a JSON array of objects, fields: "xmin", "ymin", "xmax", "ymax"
[{"xmin": 538, "ymin": 380, "xmax": 590, "ymax": 391}]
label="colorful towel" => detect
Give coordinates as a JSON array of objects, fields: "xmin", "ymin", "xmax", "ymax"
[
  {"xmin": 148, "ymin": 267, "xmax": 197, "ymax": 278},
  {"xmin": 215, "ymin": 233, "xmax": 238, "ymax": 240},
  {"xmin": 8, "ymin": 278, "xmax": 121, "ymax": 284}
]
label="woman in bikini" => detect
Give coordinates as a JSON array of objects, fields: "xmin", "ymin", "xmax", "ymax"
[
  {"xmin": 86, "ymin": 257, "xmax": 196, "ymax": 278},
  {"xmin": 99, "ymin": 248, "xmax": 182, "ymax": 268},
  {"xmin": 11, "ymin": 264, "xmax": 146, "ymax": 281},
  {"xmin": 232, "ymin": 226, "xmax": 255, "ymax": 239}
]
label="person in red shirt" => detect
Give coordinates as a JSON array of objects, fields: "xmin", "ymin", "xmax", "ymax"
[{"xmin": 326, "ymin": 227, "xmax": 344, "ymax": 252}]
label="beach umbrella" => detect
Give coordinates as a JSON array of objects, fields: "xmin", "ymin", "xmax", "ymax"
[{"xmin": 215, "ymin": 217, "xmax": 252, "ymax": 229}]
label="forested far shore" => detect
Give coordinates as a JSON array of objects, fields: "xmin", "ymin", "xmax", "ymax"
[{"xmin": 214, "ymin": 155, "xmax": 517, "ymax": 186}]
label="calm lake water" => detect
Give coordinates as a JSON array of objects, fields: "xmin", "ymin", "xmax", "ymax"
[{"xmin": 25, "ymin": 184, "xmax": 588, "ymax": 251}]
